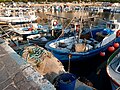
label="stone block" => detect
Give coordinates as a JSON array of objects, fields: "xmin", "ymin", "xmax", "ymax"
[
  {"xmin": 0, "ymin": 67, "xmax": 9, "ymax": 83},
  {"xmin": 0, "ymin": 78, "xmax": 13, "ymax": 90},
  {"xmin": 13, "ymin": 72, "xmax": 25, "ymax": 84},
  {"xmin": 4, "ymin": 85, "xmax": 17, "ymax": 90}
]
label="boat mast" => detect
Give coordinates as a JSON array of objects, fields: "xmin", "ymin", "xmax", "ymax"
[
  {"xmin": 56, "ymin": 17, "xmax": 75, "ymax": 40},
  {"xmin": 78, "ymin": 7, "xmax": 84, "ymax": 43},
  {"xmin": 0, "ymin": 26, "xmax": 18, "ymax": 46}
]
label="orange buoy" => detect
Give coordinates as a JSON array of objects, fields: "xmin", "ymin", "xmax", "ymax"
[
  {"xmin": 28, "ymin": 27, "xmax": 33, "ymax": 31},
  {"xmin": 100, "ymin": 52, "xmax": 105, "ymax": 57},
  {"xmin": 108, "ymin": 46, "xmax": 115, "ymax": 52},
  {"xmin": 113, "ymin": 43, "xmax": 119, "ymax": 48}
]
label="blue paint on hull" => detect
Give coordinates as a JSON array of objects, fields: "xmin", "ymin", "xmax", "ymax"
[{"xmin": 46, "ymin": 38, "xmax": 120, "ymax": 62}]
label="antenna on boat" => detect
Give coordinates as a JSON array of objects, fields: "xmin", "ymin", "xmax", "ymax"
[
  {"xmin": 77, "ymin": 6, "xmax": 84, "ymax": 43},
  {"xmin": 89, "ymin": 23, "xmax": 94, "ymax": 38},
  {"xmin": 68, "ymin": 54, "xmax": 72, "ymax": 72}
]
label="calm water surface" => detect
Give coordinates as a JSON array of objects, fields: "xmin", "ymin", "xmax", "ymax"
[{"xmin": 39, "ymin": 11, "xmax": 120, "ymax": 21}]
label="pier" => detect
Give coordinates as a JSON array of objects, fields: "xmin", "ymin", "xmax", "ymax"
[
  {"xmin": 0, "ymin": 41, "xmax": 38, "ymax": 90},
  {"xmin": 0, "ymin": 39, "xmax": 55, "ymax": 90}
]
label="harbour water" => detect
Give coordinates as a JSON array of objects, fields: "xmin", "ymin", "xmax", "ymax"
[
  {"xmin": 1, "ymin": 4, "xmax": 120, "ymax": 89},
  {"xmin": 38, "ymin": 11, "xmax": 120, "ymax": 22},
  {"xmin": 39, "ymin": 11, "xmax": 120, "ymax": 90}
]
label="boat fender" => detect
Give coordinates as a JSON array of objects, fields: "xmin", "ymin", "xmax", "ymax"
[
  {"xmin": 53, "ymin": 21, "xmax": 58, "ymax": 26},
  {"xmin": 108, "ymin": 46, "xmax": 115, "ymax": 52},
  {"xmin": 100, "ymin": 52, "xmax": 105, "ymax": 57},
  {"xmin": 113, "ymin": 43, "xmax": 119, "ymax": 48},
  {"xmin": 116, "ymin": 30, "xmax": 120, "ymax": 37}
]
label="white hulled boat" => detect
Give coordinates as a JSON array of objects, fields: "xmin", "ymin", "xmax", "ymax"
[
  {"xmin": 0, "ymin": 8, "xmax": 38, "ymax": 24},
  {"xmin": 107, "ymin": 47, "xmax": 120, "ymax": 90}
]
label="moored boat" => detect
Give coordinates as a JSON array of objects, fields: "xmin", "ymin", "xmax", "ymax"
[
  {"xmin": 8, "ymin": 23, "xmax": 39, "ymax": 35},
  {"xmin": 106, "ymin": 47, "xmax": 120, "ymax": 90},
  {"xmin": 45, "ymin": 19, "xmax": 120, "ymax": 62},
  {"xmin": 8, "ymin": 23, "xmax": 45, "ymax": 40},
  {"xmin": 27, "ymin": 35, "xmax": 56, "ymax": 48},
  {"xmin": 0, "ymin": 9, "xmax": 38, "ymax": 24},
  {"xmin": 26, "ymin": 20, "xmax": 67, "ymax": 48}
]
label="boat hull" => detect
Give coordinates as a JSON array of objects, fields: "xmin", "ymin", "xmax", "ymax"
[
  {"xmin": 46, "ymin": 38, "xmax": 120, "ymax": 62},
  {"xmin": 106, "ymin": 46, "xmax": 120, "ymax": 90},
  {"xmin": 0, "ymin": 17, "xmax": 37, "ymax": 25},
  {"xmin": 10, "ymin": 21, "xmax": 36, "ymax": 25},
  {"xmin": 110, "ymin": 80, "xmax": 119, "ymax": 90}
]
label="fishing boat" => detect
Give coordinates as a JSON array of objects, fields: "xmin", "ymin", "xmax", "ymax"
[
  {"xmin": 7, "ymin": 23, "xmax": 45, "ymax": 40},
  {"xmin": 0, "ymin": 9, "xmax": 38, "ymax": 24},
  {"xmin": 27, "ymin": 35, "xmax": 56, "ymax": 48},
  {"xmin": 27, "ymin": 28, "xmax": 70, "ymax": 48},
  {"xmin": 45, "ymin": 19, "xmax": 120, "ymax": 62},
  {"xmin": 8, "ymin": 23, "xmax": 40, "ymax": 34},
  {"xmin": 106, "ymin": 47, "xmax": 120, "ymax": 90},
  {"xmin": 26, "ymin": 20, "xmax": 65, "ymax": 48},
  {"xmin": 8, "ymin": 19, "xmax": 63, "ymax": 37}
]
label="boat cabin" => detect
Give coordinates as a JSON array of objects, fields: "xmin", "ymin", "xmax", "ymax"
[{"xmin": 106, "ymin": 20, "xmax": 120, "ymax": 31}]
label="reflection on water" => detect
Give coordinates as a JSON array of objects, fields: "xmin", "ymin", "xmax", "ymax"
[
  {"xmin": 39, "ymin": 11, "xmax": 120, "ymax": 22},
  {"xmin": 38, "ymin": 11, "xmax": 120, "ymax": 31},
  {"xmin": 102, "ymin": 12, "xmax": 120, "ymax": 22},
  {"xmin": 53, "ymin": 11, "xmax": 90, "ymax": 19}
]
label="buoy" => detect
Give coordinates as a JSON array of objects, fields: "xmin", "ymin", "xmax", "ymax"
[
  {"xmin": 76, "ymin": 25, "xmax": 80, "ymax": 32},
  {"xmin": 68, "ymin": 54, "xmax": 72, "ymax": 58},
  {"xmin": 113, "ymin": 43, "xmax": 119, "ymax": 48},
  {"xmin": 53, "ymin": 21, "xmax": 58, "ymax": 26},
  {"xmin": 28, "ymin": 27, "xmax": 33, "ymax": 31},
  {"xmin": 100, "ymin": 52, "xmax": 105, "ymax": 57},
  {"xmin": 108, "ymin": 46, "xmax": 115, "ymax": 52}
]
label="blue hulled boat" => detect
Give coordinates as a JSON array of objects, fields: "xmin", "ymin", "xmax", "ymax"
[
  {"xmin": 45, "ymin": 20, "xmax": 120, "ymax": 62},
  {"xmin": 107, "ymin": 47, "xmax": 120, "ymax": 90}
]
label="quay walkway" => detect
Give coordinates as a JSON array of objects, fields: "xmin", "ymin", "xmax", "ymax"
[{"xmin": 0, "ymin": 39, "xmax": 55, "ymax": 90}]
